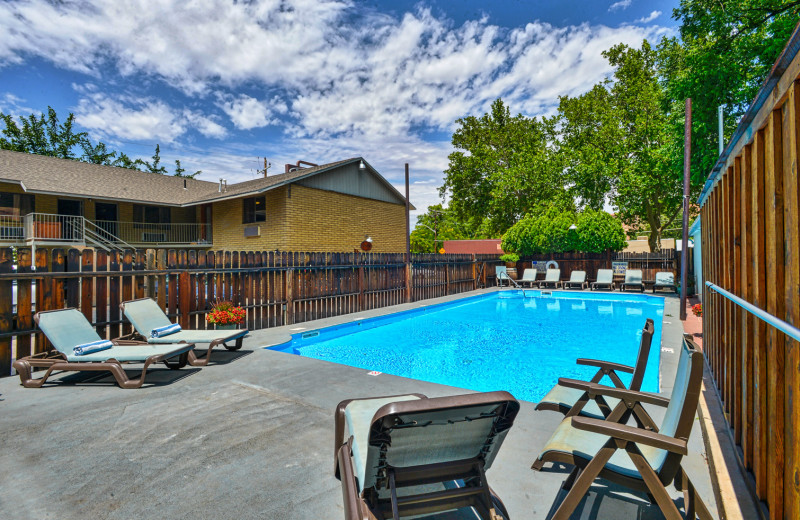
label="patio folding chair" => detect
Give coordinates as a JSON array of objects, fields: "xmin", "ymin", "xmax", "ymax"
[
  {"xmin": 653, "ymin": 272, "xmax": 678, "ymax": 293},
  {"xmin": 539, "ymin": 268, "xmax": 561, "ymax": 289},
  {"xmin": 13, "ymin": 308, "xmax": 194, "ymax": 389},
  {"xmin": 121, "ymin": 298, "xmax": 248, "ymax": 367},
  {"xmin": 532, "ymin": 335, "xmax": 712, "ymax": 520},
  {"xmin": 334, "ymin": 391, "xmax": 521, "ymax": 519},
  {"xmin": 620, "ymin": 269, "xmax": 645, "ymax": 292},
  {"xmin": 517, "ymin": 268, "xmax": 538, "ymax": 287},
  {"xmin": 562, "ymin": 270, "xmax": 588, "ymax": 290},
  {"xmin": 590, "ymin": 269, "xmax": 615, "ymax": 291},
  {"xmin": 535, "ymin": 319, "xmax": 654, "ymax": 419}
]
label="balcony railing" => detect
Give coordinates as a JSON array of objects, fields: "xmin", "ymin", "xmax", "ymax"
[
  {"xmin": 0, "ymin": 214, "xmax": 210, "ymax": 248},
  {"xmin": 94, "ymin": 220, "xmax": 211, "ymax": 246}
]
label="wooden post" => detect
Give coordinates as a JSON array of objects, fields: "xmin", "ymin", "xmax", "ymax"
[
  {"xmin": 80, "ymin": 249, "xmax": 94, "ymax": 324},
  {"xmin": 781, "ymin": 82, "xmax": 800, "ymax": 519},
  {"xmin": 95, "ymin": 251, "xmax": 107, "ymax": 339},
  {"xmin": 0, "ymin": 248, "xmax": 12, "ymax": 376},
  {"xmin": 178, "ymin": 271, "xmax": 190, "ymax": 330},
  {"xmin": 765, "ymin": 109, "xmax": 785, "ymax": 516},
  {"xmin": 16, "ymin": 248, "xmax": 32, "ymax": 360},
  {"xmin": 285, "ymin": 254, "xmax": 294, "ymax": 325}
]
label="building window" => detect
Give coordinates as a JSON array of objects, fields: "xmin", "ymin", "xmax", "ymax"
[
  {"xmin": 133, "ymin": 204, "xmax": 171, "ymax": 225},
  {"xmin": 242, "ymin": 196, "xmax": 266, "ymax": 223},
  {"xmin": 0, "ymin": 192, "xmax": 34, "ymax": 217}
]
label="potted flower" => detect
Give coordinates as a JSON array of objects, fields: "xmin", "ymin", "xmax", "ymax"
[
  {"xmin": 499, "ymin": 252, "xmax": 520, "ymax": 280},
  {"xmin": 691, "ymin": 303, "xmax": 702, "ymax": 317},
  {"xmin": 206, "ymin": 300, "xmax": 246, "ymax": 329}
]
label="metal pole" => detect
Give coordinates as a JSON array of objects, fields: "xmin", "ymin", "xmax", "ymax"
[
  {"xmin": 718, "ymin": 105, "xmax": 724, "ymax": 155},
  {"xmin": 405, "ymin": 164, "xmax": 411, "ymax": 261},
  {"xmin": 404, "ymin": 164, "xmax": 412, "ymax": 302},
  {"xmin": 680, "ymin": 98, "xmax": 692, "ymax": 321}
]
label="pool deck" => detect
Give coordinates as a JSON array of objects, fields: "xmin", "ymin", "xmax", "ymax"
[{"xmin": 0, "ymin": 289, "xmax": 757, "ymax": 519}]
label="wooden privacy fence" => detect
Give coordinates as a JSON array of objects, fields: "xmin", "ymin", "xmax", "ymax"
[
  {"xmin": 698, "ymin": 27, "xmax": 800, "ymax": 520},
  {"xmin": 519, "ymin": 249, "xmax": 682, "ymax": 282},
  {"xmin": 0, "ymin": 248, "xmax": 501, "ymax": 377}
]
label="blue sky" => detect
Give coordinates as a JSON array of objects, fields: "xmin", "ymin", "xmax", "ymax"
[{"xmin": 0, "ymin": 0, "xmax": 679, "ymax": 220}]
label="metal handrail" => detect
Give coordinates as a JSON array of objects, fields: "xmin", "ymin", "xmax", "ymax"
[{"xmin": 705, "ymin": 281, "xmax": 800, "ymax": 343}]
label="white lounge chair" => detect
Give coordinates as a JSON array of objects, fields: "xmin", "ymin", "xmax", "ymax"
[
  {"xmin": 563, "ymin": 270, "xmax": 588, "ymax": 290},
  {"xmin": 539, "ymin": 268, "xmax": 561, "ymax": 288},
  {"xmin": 591, "ymin": 269, "xmax": 615, "ymax": 291}
]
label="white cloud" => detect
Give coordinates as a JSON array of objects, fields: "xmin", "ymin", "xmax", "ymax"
[
  {"xmin": 74, "ymin": 93, "xmax": 227, "ymax": 142},
  {"xmin": 217, "ymin": 94, "xmax": 284, "ymax": 130},
  {"xmin": 75, "ymin": 94, "xmax": 185, "ymax": 142},
  {"xmin": 609, "ymin": 0, "xmax": 632, "ymax": 11},
  {"xmin": 183, "ymin": 110, "xmax": 228, "ymax": 139},
  {"xmin": 0, "ymin": 0, "xmax": 675, "ymax": 217},
  {"xmin": 0, "ymin": 92, "xmax": 34, "ymax": 118},
  {"xmin": 636, "ymin": 11, "xmax": 662, "ymax": 23}
]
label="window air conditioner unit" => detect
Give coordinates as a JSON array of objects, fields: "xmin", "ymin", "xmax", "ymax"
[
  {"xmin": 244, "ymin": 225, "xmax": 261, "ymax": 238},
  {"xmin": 142, "ymin": 232, "xmax": 167, "ymax": 242}
]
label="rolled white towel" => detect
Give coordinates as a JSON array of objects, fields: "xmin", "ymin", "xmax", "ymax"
[
  {"xmin": 73, "ymin": 339, "xmax": 113, "ymax": 356},
  {"xmin": 151, "ymin": 323, "xmax": 182, "ymax": 338}
]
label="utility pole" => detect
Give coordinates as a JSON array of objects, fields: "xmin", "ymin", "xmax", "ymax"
[
  {"xmin": 257, "ymin": 157, "xmax": 271, "ymax": 177},
  {"xmin": 680, "ymin": 99, "xmax": 692, "ymax": 321}
]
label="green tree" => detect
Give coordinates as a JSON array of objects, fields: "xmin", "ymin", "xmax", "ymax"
[
  {"xmin": 173, "ymin": 159, "xmax": 201, "ymax": 179},
  {"xmin": 410, "ymin": 205, "xmax": 473, "ymax": 253},
  {"xmin": 575, "ymin": 209, "xmax": 627, "ymax": 253},
  {"xmin": 502, "ymin": 207, "xmax": 626, "ymax": 255},
  {"xmin": 80, "ymin": 139, "xmax": 117, "ymax": 165},
  {"xmin": 557, "ymin": 85, "xmax": 620, "ymax": 210},
  {"xmin": 440, "ymin": 99, "xmax": 565, "ymax": 237},
  {"xmin": 2, "ymin": 108, "xmax": 202, "ymax": 177},
  {"xmin": 661, "ymin": 0, "xmax": 800, "ymax": 180},
  {"xmin": 0, "ymin": 107, "xmax": 86, "ymax": 159},
  {"xmin": 559, "ymin": 42, "xmax": 682, "ymax": 251}
]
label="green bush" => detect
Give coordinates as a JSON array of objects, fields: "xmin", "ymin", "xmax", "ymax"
[
  {"xmin": 501, "ymin": 208, "xmax": 626, "ymax": 254},
  {"xmin": 499, "ymin": 252, "xmax": 519, "ymax": 263},
  {"xmin": 576, "ymin": 209, "xmax": 627, "ymax": 252}
]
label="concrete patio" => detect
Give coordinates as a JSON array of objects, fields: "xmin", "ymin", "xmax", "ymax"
[{"xmin": 0, "ymin": 290, "xmax": 753, "ymax": 519}]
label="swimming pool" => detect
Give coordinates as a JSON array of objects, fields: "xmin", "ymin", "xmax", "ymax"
[{"xmin": 269, "ymin": 290, "xmax": 665, "ymax": 402}]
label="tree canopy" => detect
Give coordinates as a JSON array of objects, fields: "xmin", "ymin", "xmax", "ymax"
[
  {"xmin": 440, "ymin": 99, "xmax": 565, "ymax": 238},
  {"xmin": 501, "ymin": 207, "xmax": 626, "ymax": 256},
  {"xmin": 1, "ymin": 107, "xmax": 201, "ymax": 178},
  {"xmin": 409, "ymin": 205, "xmax": 475, "ymax": 253},
  {"xmin": 426, "ymin": 1, "xmax": 794, "ymax": 252}
]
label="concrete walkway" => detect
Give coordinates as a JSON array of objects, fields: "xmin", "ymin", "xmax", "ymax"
[{"xmin": 0, "ymin": 290, "xmax": 729, "ymax": 519}]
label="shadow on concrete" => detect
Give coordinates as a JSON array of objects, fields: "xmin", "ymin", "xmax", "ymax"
[
  {"xmin": 542, "ymin": 478, "xmax": 682, "ymax": 519},
  {"xmin": 45, "ymin": 366, "xmax": 202, "ymax": 387},
  {"xmin": 197, "ymin": 349, "xmax": 253, "ymax": 366}
]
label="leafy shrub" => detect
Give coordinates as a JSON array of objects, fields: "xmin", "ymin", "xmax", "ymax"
[
  {"xmin": 499, "ymin": 252, "xmax": 519, "ymax": 263},
  {"xmin": 502, "ymin": 207, "xmax": 626, "ymax": 254}
]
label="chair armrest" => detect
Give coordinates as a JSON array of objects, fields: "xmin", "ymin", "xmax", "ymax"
[
  {"xmin": 575, "ymin": 358, "xmax": 634, "ymax": 374},
  {"xmin": 570, "ymin": 417, "xmax": 688, "ymax": 455},
  {"xmin": 337, "ymin": 440, "xmax": 375, "ymax": 520},
  {"xmin": 557, "ymin": 379, "xmax": 670, "ymax": 407}
]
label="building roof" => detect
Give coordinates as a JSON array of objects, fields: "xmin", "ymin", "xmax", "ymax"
[{"xmin": 0, "ymin": 150, "xmax": 411, "ymax": 207}]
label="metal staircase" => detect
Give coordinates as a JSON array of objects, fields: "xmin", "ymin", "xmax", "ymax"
[{"xmin": 83, "ymin": 219, "xmax": 134, "ymax": 251}]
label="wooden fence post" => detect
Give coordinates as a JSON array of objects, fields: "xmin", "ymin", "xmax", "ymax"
[
  {"xmin": 0, "ymin": 248, "xmax": 12, "ymax": 376},
  {"xmin": 358, "ymin": 253, "xmax": 365, "ymax": 311},
  {"xmin": 178, "ymin": 271, "xmax": 190, "ymax": 329},
  {"xmin": 285, "ymin": 259, "xmax": 294, "ymax": 325},
  {"xmin": 16, "ymin": 248, "xmax": 33, "ymax": 360}
]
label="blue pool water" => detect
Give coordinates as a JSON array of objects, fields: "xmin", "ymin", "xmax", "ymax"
[{"xmin": 269, "ymin": 290, "xmax": 665, "ymax": 402}]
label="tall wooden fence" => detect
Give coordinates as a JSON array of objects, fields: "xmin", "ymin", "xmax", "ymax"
[
  {"xmin": 520, "ymin": 249, "xmax": 682, "ymax": 282},
  {"xmin": 0, "ymin": 248, "xmax": 502, "ymax": 377},
  {"xmin": 699, "ymin": 27, "xmax": 800, "ymax": 519}
]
